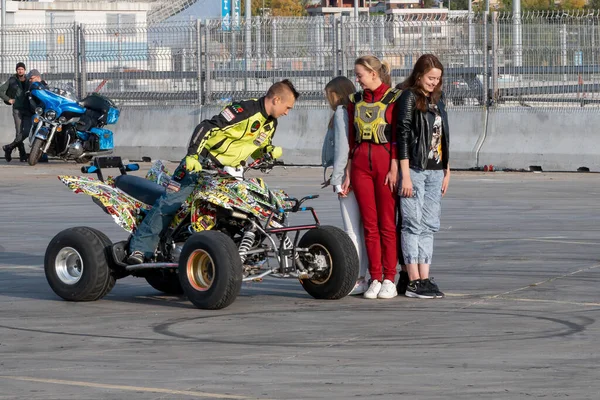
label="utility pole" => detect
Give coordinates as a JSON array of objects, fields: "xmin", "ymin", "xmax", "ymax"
[
  {"xmin": 1, "ymin": 0, "xmax": 5, "ymax": 75},
  {"xmin": 245, "ymin": 0, "xmax": 251, "ymax": 92},
  {"xmin": 468, "ymin": 0, "xmax": 474, "ymax": 67},
  {"xmin": 513, "ymin": 0, "xmax": 522, "ymax": 67}
]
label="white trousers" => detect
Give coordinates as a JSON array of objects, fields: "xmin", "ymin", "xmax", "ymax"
[{"xmin": 339, "ymin": 191, "xmax": 369, "ymax": 278}]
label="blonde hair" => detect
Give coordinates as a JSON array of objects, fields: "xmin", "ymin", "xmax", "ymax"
[{"xmin": 355, "ymin": 55, "xmax": 391, "ymax": 86}]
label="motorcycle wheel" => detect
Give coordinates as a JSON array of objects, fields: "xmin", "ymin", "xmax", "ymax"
[
  {"xmin": 28, "ymin": 138, "xmax": 44, "ymax": 166},
  {"xmin": 45, "ymin": 226, "xmax": 116, "ymax": 301},
  {"xmin": 145, "ymin": 270, "xmax": 183, "ymax": 295},
  {"xmin": 298, "ymin": 225, "xmax": 359, "ymax": 300},
  {"xmin": 178, "ymin": 231, "xmax": 242, "ymax": 310}
]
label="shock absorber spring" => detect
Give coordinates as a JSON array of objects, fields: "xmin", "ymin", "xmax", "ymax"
[
  {"xmin": 283, "ymin": 235, "xmax": 306, "ymax": 271},
  {"xmin": 283, "ymin": 236, "xmax": 298, "ymax": 260},
  {"xmin": 238, "ymin": 230, "xmax": 256, "ymax": 263}
]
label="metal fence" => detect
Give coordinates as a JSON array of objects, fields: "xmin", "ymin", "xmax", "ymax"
[{"xmin": 1, "ymin": 11, "xmax": 600, "ymax": 108}]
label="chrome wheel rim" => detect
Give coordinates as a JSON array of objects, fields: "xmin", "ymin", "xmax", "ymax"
[
  {"xmin": 55, "ymin": 247, "xmax": 84, "ymax": 285},
  {"xmin": 308, "ymin": 244, "xmax": 333, "ymax": 285},
  {"xmin": 187, "ymin": 249, "xmax": 215, "ymax": 291}
]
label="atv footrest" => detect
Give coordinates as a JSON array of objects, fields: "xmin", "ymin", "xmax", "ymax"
[{"xmin": 125, "ymin": 262, "xmax": 178, "ymax": 272}]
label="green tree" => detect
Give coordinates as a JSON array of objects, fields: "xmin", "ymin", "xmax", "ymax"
[
  {"xmin": 449, "ymin": 0, "xmax": 469, "ymax": 10},
  {"xmin": 499, "ymin": 0, "xmax": 554, "ymax": 11},
  {"xmin": 561, "ymin": 0, "xmax": 585, "ymax": 9},
  {"xmin": 241, "ymin": 0, "xmax": 310, "ymax": 16},
  {"xmin": 587, "ymin": 0, "xmax": 600, "ymax": 8}
]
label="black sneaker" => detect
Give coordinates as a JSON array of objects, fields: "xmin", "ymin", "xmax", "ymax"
[
  {"xmin": 3, "ymin": 144, "xmax": 12, "ymax": 162},
  {"xmin": 405, "ymin": 279, "xmax": 436, "ymax": 299},
  {"xmin": 423, "ymin": 277, "xmax": 445, "ymax": 298},
  {"xmin": 127, "ymin": 251, "xmax": 145, "ymax": 265},
  {"xmin": 396, "ymin": 270, "xmax": 409, "ymax": 295}
]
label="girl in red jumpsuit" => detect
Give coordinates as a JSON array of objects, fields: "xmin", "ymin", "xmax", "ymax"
[{"xmin": 341, "ymin": 55, "xmax": 400, "ymax": 299}]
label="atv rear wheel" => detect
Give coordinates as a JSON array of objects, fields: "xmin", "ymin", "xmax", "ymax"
[
  {"xmin": 45, "ymin": 227, "xmax": 115, "ymax": 301},
  {"xmin": 145, "ymin": 270, "xmax": 183, "ymax": 295},
  {"xmin": 178, "ymin": 231, "xmax": 242, "ymax": 310},
  {"xmin": 298, "ymin": 225, "xmax": 359, "ymax": 300}
]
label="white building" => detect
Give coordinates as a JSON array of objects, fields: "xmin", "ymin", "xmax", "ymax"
[{"xmin": 1, "ymin": 0, "xmax": 150, "ymax": 26}]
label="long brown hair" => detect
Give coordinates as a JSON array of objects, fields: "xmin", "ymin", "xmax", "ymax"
[
  {"xmin": 355, "ymin": 55, "xmax": 392, "ymax": 87},
  {"xmin": 397, "ymin": 54, "xmax": 444, "ymax": 112},
  {"xmin": 325, "ymin": 76, "xmax": 356, "ymax": 127}
]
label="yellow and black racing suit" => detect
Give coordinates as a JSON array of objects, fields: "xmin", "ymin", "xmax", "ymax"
[
  {"xmin": 129, "ymin": 97, "xmax": 279, "ymax": 260},
  {"xmin": 187, "ymin": 97, "xmax": 278, "ymax": 167}
]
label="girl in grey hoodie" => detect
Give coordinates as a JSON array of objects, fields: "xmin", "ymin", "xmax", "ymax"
[{"xmin": 321, "ymin": 76, "xmax": 369, "ymax": 295}]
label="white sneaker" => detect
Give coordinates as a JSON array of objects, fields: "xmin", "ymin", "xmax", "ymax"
[
  {"xmin": 377, "ymin": 279, "xmax": 398, "ymax": 299},
  {"xmin": 363, "ymin": 280, "xmax": 382, "ymax": 299},
  {"xmin": 349, "ymin": 279, "xmax": 369, "ymax": 296}
]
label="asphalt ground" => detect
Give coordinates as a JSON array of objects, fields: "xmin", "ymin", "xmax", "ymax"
[{"xmin": 1, "ymin": 160, "xmax": 600, "ymax": 399}]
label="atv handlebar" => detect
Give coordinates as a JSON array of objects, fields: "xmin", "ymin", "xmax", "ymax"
[
  {"xmin": 246, "ymin": 158, "xmax": 284, "ymax": 172},
  {"xmin": 81, "ymin": 162, "xmax": 139, "ymax": 175},
  {"xmin": 282, "ymin": 194, "xmax": 319, "ymax": 213}
]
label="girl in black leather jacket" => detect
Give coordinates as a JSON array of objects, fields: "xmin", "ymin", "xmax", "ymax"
[{"xmin": 396, "ymin": 54, "xmax": 450, "ymax": 299}]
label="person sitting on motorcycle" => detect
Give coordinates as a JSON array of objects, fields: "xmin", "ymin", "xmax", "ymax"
[{"xmin": 127, "ymin": 79, "xmax": 300, "ymax": 265}]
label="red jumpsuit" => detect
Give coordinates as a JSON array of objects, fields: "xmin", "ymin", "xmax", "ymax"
[{"xmin": 347, "ymin": 83, "xmax": 398, "ymax": 283}]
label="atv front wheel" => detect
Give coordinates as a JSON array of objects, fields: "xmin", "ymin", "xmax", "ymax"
[
  {"xmin": 178, "ymin": 231, "xmax": 242, "ymax": 310},
  {"xmin": 298, "ymin": 225, "xmax": 359, "ymax": 300},
  {"xmin": 45, "ymin": 227, "xmax": 115, "ymax": 301}
]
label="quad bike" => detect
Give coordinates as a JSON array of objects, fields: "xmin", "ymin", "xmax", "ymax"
[{"xmin": 45, "ymin": 155, "xmax": 359, "ymax": 310}]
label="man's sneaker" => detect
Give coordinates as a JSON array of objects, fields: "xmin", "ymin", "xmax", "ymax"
[
  {"xmin": 396, "ymin": 270, "xmax": 409, "ymax": 295},
  {"xmin": 405, "ymin": 280, "xmax": 436, "ymax": 299},
  {"xmin": 423, "ymin": 277, "xmax": 445, "ymax": 298},
  {"xmin": 349, "ymin": 278, "xmax": 369, "ymax": 296},
  {"xmin": 127, "ymin": 251, "xmax": 145, "ymax": 265},
  {"xmin": 363, "ymin": 280, "xmax": 382, "ymax": 299},
  {"xmin": 3, "ymin": 145, "xmax": 12, "ymax": 162},
  {"xmin": 377, "ymin": 279, "xmax": 398, "ymax": 299}
]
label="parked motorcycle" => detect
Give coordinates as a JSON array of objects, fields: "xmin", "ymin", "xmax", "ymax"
[
  {"xmin": 45, "ymin": 155, "xmax": 359, "ymax": 310},
  {"xmin": 27, "ymin": 82, "xmax": 120, "ymax": 166}
]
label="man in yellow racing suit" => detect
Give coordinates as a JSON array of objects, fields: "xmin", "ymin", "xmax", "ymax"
[{"xmin": 127, "ymin": 79, "xmax": 299, "ymax": 264}]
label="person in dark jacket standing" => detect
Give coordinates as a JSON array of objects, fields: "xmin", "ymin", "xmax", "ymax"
[
  {"xmin": 396, "ymin": 54, "xmax": 450, "ymax": 299},
  {"xmin": 0, "ymin": 62, "xmax": 32, "ymax": 162}
]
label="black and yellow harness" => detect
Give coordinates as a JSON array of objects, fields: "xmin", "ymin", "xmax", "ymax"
[{"xmin": 350, "ymin": 88, "xmax": 401, "ymax": 144}]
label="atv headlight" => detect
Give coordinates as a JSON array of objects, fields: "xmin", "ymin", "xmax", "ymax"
[
  {"xmin": 35, "ymin": 107, "xmax": 43, "ymax": 115},
  {"xmin": 45, "ymin": 110, "xmax": 57, "ymax": 121}
]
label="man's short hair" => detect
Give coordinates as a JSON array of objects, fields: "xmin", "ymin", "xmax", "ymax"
[{"xmin": 266, "ymin": 79, "xmax": 300, "ymax": 101}]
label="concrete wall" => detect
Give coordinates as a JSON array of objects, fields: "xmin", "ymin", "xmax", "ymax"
[
  {"xmin": 478, "ymin": 108, "xmax": 600, "ymax": 172},
  {"xmin": 1, "ymin": 105, "xmax": 598, "ymax": 172}
]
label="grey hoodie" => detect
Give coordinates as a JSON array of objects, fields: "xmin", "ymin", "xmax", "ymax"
[{"xmin": 321, "ymin": 105, "xmax": 349, "ymax": 193}]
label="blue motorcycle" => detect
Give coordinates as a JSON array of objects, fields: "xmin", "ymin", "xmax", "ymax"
[{"xmin": 28, "ymin": 82, "xmax": 120, "ymax": 165}]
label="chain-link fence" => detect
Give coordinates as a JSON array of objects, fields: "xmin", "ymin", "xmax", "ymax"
[{"xmin": 1, "ymin": 12, "xmax": 599, "ymax": 108}]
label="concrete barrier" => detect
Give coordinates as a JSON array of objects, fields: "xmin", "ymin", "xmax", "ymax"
[
  {"xmin": 112, "ymin": 106, "xmax": 200, "ymax": 161},
  {"xmin": 447, "ymin": 108, "xmax": 486, "ymax": 169},
  {"xmin": 0, "ymin": 103, "xmax": 596, "ymax": 172},
  {"xmin": 478, "ymin": 108, "xmax": 600, "ymax": 172},
  {"xmin": 0, "ymin": 107, "xmax": 16, "ymax": 146}
]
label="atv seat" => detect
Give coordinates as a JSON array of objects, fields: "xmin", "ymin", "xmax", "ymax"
[{"xmin": 114, "ymin": 175, "xmax": 166, "ymax": 205}]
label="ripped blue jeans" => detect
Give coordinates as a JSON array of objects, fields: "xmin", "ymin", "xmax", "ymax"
[{"xmin": 399, "ymin": 168, "xmax": 444, "ymax": 265}]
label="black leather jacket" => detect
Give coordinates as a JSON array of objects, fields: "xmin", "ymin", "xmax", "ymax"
[{"xmin": 396, "ymin": 89, "xmax": 450, "ymax": 170}]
